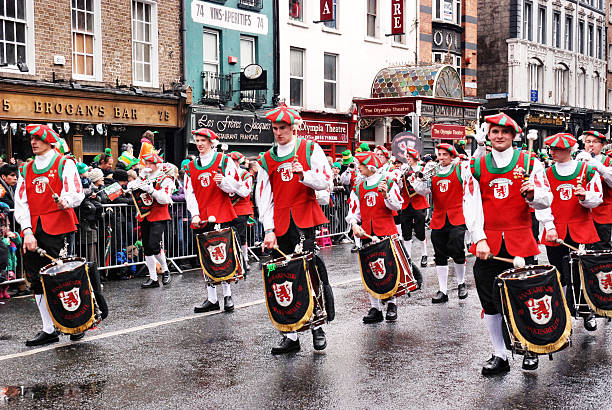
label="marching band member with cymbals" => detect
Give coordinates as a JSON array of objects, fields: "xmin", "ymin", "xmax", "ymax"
[
  {"xmin": 256, "ymin": 105, "xmax": 334, "ymax": 355},
  {"xmin": 463, "ymin": 113, "xmax": 553, "ymax": 374},
  {"xmin": 576, "ymin": 130, "xmax": 612, "ymax": 250},
  {"xmin": 229, "ymin": 151, "xmax": 254, "ymax": 271},
  {"xmin": 429, "ymin": 143, "xmax": 468, "ymax": 304},
  {"xmin": 186, "ymin": 129, "xmax": 247, "ymax": 313},
  {"xmin": 346, "ymin": 152, "xmax": 403, "ymax": 323},
  {"xmin": 539, "ymin": 133, "xmax": 602, "ymax": 332},
  {"xmin": 128, "ymin": 153, "xmax": 174, "ymax": 288},
  {"xmin": 15, "ymin": 124, "xmax": 84, "ymax": 346}
]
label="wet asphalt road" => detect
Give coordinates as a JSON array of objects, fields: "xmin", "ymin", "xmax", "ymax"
[{"xmin": 0, "ymin": 241, "xmax": 611, "ymax": 409}]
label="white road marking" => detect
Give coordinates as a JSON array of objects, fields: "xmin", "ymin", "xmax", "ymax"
[{"xmin": 0, "ymin": 277, "xmax": 361, "ymax": 362}]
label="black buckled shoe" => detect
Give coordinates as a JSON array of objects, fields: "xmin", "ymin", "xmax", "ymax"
[
  {"xmin": 161, "ymin": 272, "xmax": 172, "ymax": 286},
  {"xmin": 458, "ymin": 283, "xmax": 468, "ymax": 299},
  {"xmin": 385, "ymin": 303, "xmax": 398, "ymax": 322},
  {"xmin": 25, "ymin": 331, "xmax": 59, "ymax": 347},
  {"xmin": 481, "ymin": 355, "xmax": 510, "ymax": 376},
  {"xmin": 70, "ymin": 332, "xmax": 85, "ymax": 342},
  {"xmin": 193, "ymin": 300, "xmax": 220, "ymax": 313},
  {"xmin": 311, "ymin": 327, "xmax": 327, "ymax": 351},
  {"xmin": 224, "ymin": 296, "xmax": 235, "ymax": 312},
  {"xmin": 351, "ymin": 245, "xmax": 359, "ymax": 253},
  {"xmin": 420, "ymin": 255, "xmax": 428, "ymax": 268},
  {"xmin": 583, "ymin": 313, "xmax": 598, "ymax": 331},
  {"xmin": 362, "ymin": 307, "xmax": 384, "ymax": 324},
  {"xmin": 522, "ymin": 351, "xmax": 539, "ymax": 370},
  {"xmin": 271, "ymin": 336, "xmax": 300, "ymax": 355},
  {"xmin": 432, "ymin": 291, "xmax": 449, "ymax": 304},
  {"xmin": 141, "ymin": 279, "xmax": 160, "ymax": 289}
]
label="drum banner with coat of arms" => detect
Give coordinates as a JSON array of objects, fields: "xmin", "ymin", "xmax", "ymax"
[
  {"xmin": 498, "ymin": 268, "xmax": 572, "ymax": 354},
  {"xmin": 358, "ymin": 238, "xmax": 401, "ymax": 300},
  {"xmin": 196, "ymin": 228, "xmax": 242, "ymax": 283},
  {"xmin": 263, "ymin": 256, "xmax": 314, "ymax": 332},
  {"xmin": 578, "ymin": 253, "xmax": 612, "ymax": 317},
  {"xmin": 40, "ymin": 262, "xmax": 95, "ymax": 334}
]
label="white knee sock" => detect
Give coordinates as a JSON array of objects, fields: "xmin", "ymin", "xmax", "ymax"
[
  {"xmin": 455, "ymin": 262, "xmax": 466, "ymax": 285},
  {"xmin": 355, "ymin": 236, "xmax": 361, "ymax": 248},
  {"xmin": 285, "ymin": 331, "xmax": 298, "ymax": 341},
  {"xmin": 222, "ymin": 282, "xmax": 232, "ymax": 297},
  {"xmin": 35, "ymin": 294, "xmax": 55, "ymax": 334},
  {"xmin": 419, "ymin": 239, "xmax": 427, "ymax": 255},
  {"xmin": 387, "ymin": 296, "xmax": 397, "ymax": 304},
  {"xmin": 485, "ymin": 313, "xmax": 507, "ymax": 360},
  {"xmin": 368, "ymin": 294, "xmax": 382, "ymax": 310},
  {"xmin": 403, "ymin": 240, "xmax": 412, "ymax": 259},
  {"xmin": 145, "ymin": 255, "xmax": 158, "ymax": 281},
  {"xmin": 395, "ymin": 224, "xmax": 402, "ymax": 239},
  {"xmin": 154, "ymin": 251, "xmax": 168, "ymax": 272},
  {"xmin": 436, "ymin": 265, "xmax": 449, "ymax": 295},
  {"xmin": 241, "ymin": 244, "xmax": 249, "ymax": 265},
  {"xmin": 207, "ymin": 285, "xmax": 218, "ymax": 303}
]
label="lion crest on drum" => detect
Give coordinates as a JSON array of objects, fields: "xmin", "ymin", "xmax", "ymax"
[
  {"xmin": 595, "ymin": 271, "xmax": 612, "ymax": 294},
  {"xmin": 368, "ymin": 258, "xmax": 386, "ymax": 279},
  {"xmin": 277, "ymin": 163, "xmax": 293, "ymax": 182},
  {"xmin": 58, "ymin": 287, "xmax": 81, "ymax": 312},
  {"xmin": 272, "ymin": 281, "xmax": 293, "ymax": 307},
  {"xmin": 207, "ymin": 243, "xmax": 227, "ymax": 265},
  {"xmin": 32, "ymin": 176, "xmax": 50, "ymax": 194},
  {"xmin": 525, "ymin": 295, "xmax": 553, "ymax": 325}
]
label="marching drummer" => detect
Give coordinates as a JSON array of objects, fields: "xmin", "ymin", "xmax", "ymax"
[
  {"xmin": 346, "ymin": 151, "xmax": 403, "ymax": 323},
  {"xmin": 256, "ymin": 104, "xmax": 334, "ymax": 355},
  {"xmin": 463, "ymin": 113, "xmax": 553, "ymax": 374},
  {"xmin": 575, "ymin": 130, "xmax": 612, "ymax": 249},
  {"xmin": 127, "ymin": 153, "xmax": 174, "ymax": 288},
  {"xmin": 538, "ymin": 133, "xmax": 602, "ymax": 332},
  {"xmin": 229, "ymin": 151, "xmax": 254, "ymax": 271},
  {"xmin": 428, "ymin": 143, "xmax": 468, "ymax": 304},
  {"xmin": 185, "ymin": 129, "xmax": 247, "ymax": 313},
  {"xmin": 15, "ymin": 124, "xmax": 84, "ymax": 346}
]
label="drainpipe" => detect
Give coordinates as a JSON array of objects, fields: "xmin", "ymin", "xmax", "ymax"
[
  {"xmin": 273, "ymin": 0, "xmax": 280, "ymax": 105},
  {"xmin": 181, "ymin": 0, "xmax": 187, "ymax": 83}
]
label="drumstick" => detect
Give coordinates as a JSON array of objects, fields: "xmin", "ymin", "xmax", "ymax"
[
  {"xmin": 488, "ymin": 255, "xmax": 526, "ymax": 269},
  {"xmin": 555, "ymin": 239, "xmax": 580, "ymax": 252},
  {"xmin": 45, "ymin": 182, "xmax": 60, "ymax": 203},
  {"xmin": 274, "ymin": 246, "xmax": 290, "ymax": 259},
  {"xmin": 35, "ymin": 247, "xmax": 64, "ymax": 266}
]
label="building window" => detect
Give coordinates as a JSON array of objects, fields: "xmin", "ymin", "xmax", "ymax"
[
  {"xmin": 537, "ymin": 6, "xmax": 546, "ymax": 44},
  {"xmin": 324, "ymin": 53, "xmax": 337, "ymax": 109},
  {"xmin": 366, "ymin": 0, "xmax": 377, "ymax": 37},
  {"xmin": 577, "ymin": 68, "xmax": 586, "ymax": 107},
  {"xmin": 528, "ymin": 58, "xmax": 543, "ymax": 102},
  {"xmin": 596, "ymin": 26, "xmax": 602, "ymax": 59},
  {"xmin": 552, "ymin": 12, "xmax": 560, "ymax": 48},
  {"xmin": 240, "ymin": 36, "xmax": 255, "ymax": 69},
  {"xmin": 71, "ymin": 0, "xmax": 100, "ymax": 79},
  {"xmin": 433, "ymin": 0, "xmax": 461, "ymax": 25},
  {"xmin": 554, "ymin": 64, "xmax": 569, "ymax": 105},
  {"xmin": 564, "ymin": 16, "xmax": 573, "ymax": 51},
  {"xmin": 289, "ymin": 0, "xmax": 303, "ymax": 22},
  {"xmin": 290, "ymin": 47, "xmax": 304, "ymax": 107},
  {"xmin": 587, "ymin": 24, "xmax": 594, "ymax": 57},
  {"xmin": 593, "ymin": 72, "xmax": 600, "ymax": 110},
  {"xmin": 202, "ymin": 29, "xmax": 219, "ymax": 75},
  {"xmin": 523, "ymin": 2, "xmax": 532, "ymax": 41},
  {"xmin": 433, "ymin": 52, "xmax": 461, "ymax": 76},
  {"xmin": 323, "ymin": 0, "xmax": 337, "ymax": 29},
  {"xmin": 578, "ymin": 20, "xmax": 584, "ymax": 54},
  {"xmin": 131, "ymin": 1, "xmax": 158, "ymax": 87}
]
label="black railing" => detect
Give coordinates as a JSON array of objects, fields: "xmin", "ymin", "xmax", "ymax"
[
  {"xmin": 238, "ymin": 0, "xmax": 263, "ymax": 11},
  {"xmin": 240, "ymin": 89, "xmax": 267, "ymax": 107},
  {"xmin": 201, "ymin": 71, "xmax": 232, "ymax": 104}
]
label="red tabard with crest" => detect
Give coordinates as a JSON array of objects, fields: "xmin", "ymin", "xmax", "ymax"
[
  {"xmin": 24, "ymin": 153, "xmax": 78, "ymax": 235},
  {"xmin": 430, "ymin": 164, "xmax": 465, "ymax": 229},
  {"xmin": 473, "ymin": 150, "xmax": 539, "ymax": 257},
  {"xmin": 141, "ymin": 175, "xmax": 172, "ymax": 222},
  {"xmin": 541, "ymin": 163, "xmax": 599, "ymax": 246},
  {"xmin": 401, "ymin": 165, "xmax": 429, "ymax": 210},
  {"xmin": 232, "ymin": 168, "xmax": 254, "ymax": 216},
  {"xmin": 591, "ymin": 156, "xmax": 612, "ymax": 224},
  {"xmin": 188, "ymin": 153, "xmax": 237, "ymax": 223},
  {"xmin": 261, "ymin": 139, "xmax": 328, "ymax": 236},
  {"xmin": 356, "ymin": 178, "xmax": 398, "ymax": 236}
]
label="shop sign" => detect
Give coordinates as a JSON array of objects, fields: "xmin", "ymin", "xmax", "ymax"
[
  {"xmin": 297, "ymin": 120, "xmax": 349, "ymax": 143},
  {"xmin": 189, "ymin": 109, "xmax": 273, "ymax": 145},
  {"xmin": 435, "ymin": 105, "xmax": 464, "ymax": 118},
  {"xmin": 431, "ymin": 124, "xmax": 466, "ymax": 140},
  {"xmin": 192, "ymin": 0, "xmax": 268, "ymax": 35},
  {"xmin": 0, "ymin": 91, "xmax": 179, "ymax": 127},
  {"xmin": 527, "ymin": 115, "xmax": 564, "ymax": 127},
  {"xmin": 391, "ymin": 0, "xmax": 404, "ymax": 35},
  {"xmin": 359, "ymin": 101, "xmax": 415, "ymax": 118}
]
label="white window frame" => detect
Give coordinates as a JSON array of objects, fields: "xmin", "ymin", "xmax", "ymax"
[
  {"xmin": 131, "ymin": 0, "xmax": 159, "ymax": 88},
  {"xmin": 323, "ymin": 53, "xmax": 337, "ymax": 109},
  {"xmin": 523, "ymin": 1, "xmax": 532, "ymax": 41},
  {"xmin": 537, "ymin": 6, "xmax": 546, "ymax": 45},
  {"xmin": 564, "ymin": 15, "xmax": 573, "ymax": 51},
  {"xmin": 202, "ymin": 28, "xmax": 220, "ymax": 74},
  {"xmin": 577, "ymin": 68, "xmax": 586, "ymax": 107},
  {"xmin": 528, "ymin": 58, "xmax": 543, "ymax": 103},
  {"xmin": 70, "ymin": 0, "xmax": 102, "ymax": 81},
  {"xmin": 552, "ymin": 11, "xmax": 560, "ymax": 48},
  {"xmin": 593, "ymin": 72, "xmax": 600, "ymax": 110},
  {"xmin": 239, "ymin": 35, "xmax": 256, "ymax": 69},
  {"xmin": 289, "ymin": 47, "xmax": 305, "ymax": 107},
  {"xmin": 433, "ymin": 0, "xmax": 461, "ymax": 25},
  {"xmin": 432, "ymin": 52, "xmax": 461, "ymax": 76},
  {"xmin": 554, "ymin": 64, "xmax": 569, "ymax": 106},
  {"xmin": 0, "ymin": 0, "xmax": 35, "ymax": 74},
  {"xmin": 366, "ymin": 0, "xmax": 379, "ymax": 38}
]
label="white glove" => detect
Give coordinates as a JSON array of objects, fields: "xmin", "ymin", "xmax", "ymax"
[
  {"xmin": 474, "ymin": 122, "xmax": 489, "ymax": 144},
  {"xmin": 575, "ymin": 150, "xmax": 594, "ymax": 163},
  {"xmin": 141, "ymin": 183, "xmax": 154, "ymax": 194}
]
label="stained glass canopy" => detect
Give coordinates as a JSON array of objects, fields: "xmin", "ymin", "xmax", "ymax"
[{"xmin": 371, "ymin": 65, "xmax": 463, "ymax": 100}]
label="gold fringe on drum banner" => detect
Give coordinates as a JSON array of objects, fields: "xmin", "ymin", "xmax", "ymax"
[
  {"xmin": 196, "ymin": 230, "xmax": 241, "ymax": 284},
  {"xmin": 358, "ymin": 240, "xmax": 401, "ymax": 300},
  {"xmin": 503, "ymin": 270, "xmax": 572, "ymax": 355},
  {"xmin": 579, "ymin": 263, "xmax": 612, "ymax": 318}
]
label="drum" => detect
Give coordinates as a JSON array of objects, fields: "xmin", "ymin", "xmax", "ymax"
[
  {"xmin": 263, "ymin": 252, "xmax": 327, "ymax": 332},
  {"xmin": 358, "ymin": 236, "xmax": 418, "ymax": 300},
  {"xmin": 196, "ymin": 227, "xmax": 244, "ymax": 285},
  {"xmin": 130, "ymin": 189, "xmax": 152, "ymax": 219},
  {"xmin": 569, "ymin": 249, "xmax": 612, "ymax": 318},
  {"xmin": 39, "ymin": 257, "xmax": 97, "ymax": 335},
  {"xmin": 497, "ymin": 265, "xmax": 572, "ymax": 355}
]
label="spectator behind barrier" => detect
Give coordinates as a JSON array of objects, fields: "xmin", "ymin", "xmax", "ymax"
[{"xmin": 0, "ymin": 163, "xmax": 18, "ymax": 209}]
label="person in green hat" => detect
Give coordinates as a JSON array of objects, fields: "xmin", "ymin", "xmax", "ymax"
[
  {"xmin": 359, "ymin": 142, "xmax": 371, "ymax": 152},
  {"xmin": 341, "ymin": 149, "xmax": 353, "ymax": 168}
]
